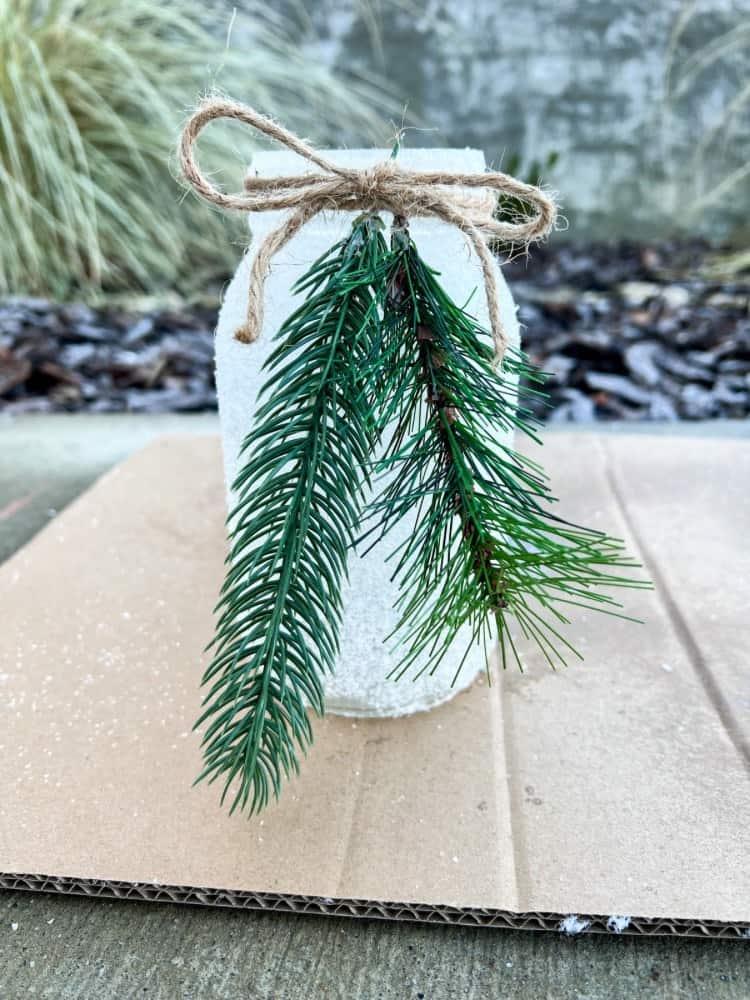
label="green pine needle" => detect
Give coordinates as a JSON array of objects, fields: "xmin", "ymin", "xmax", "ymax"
[
  {"xmin": 195, "ymin": 215, "xmax": 388, "ymax": 816},
  {"xmin": 361, "ymin": 228, "xmax": 649, "ymax": 681}
]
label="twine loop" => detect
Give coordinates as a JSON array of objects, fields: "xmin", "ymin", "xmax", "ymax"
[{"xmin": 179, "ymin": 98, "xmax": 557, "ymax": 360}]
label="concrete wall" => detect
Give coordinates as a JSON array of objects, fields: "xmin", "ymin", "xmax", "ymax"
[{"xmin": 299, "ymin": 0, "xmax": 750, "ymax": 239}]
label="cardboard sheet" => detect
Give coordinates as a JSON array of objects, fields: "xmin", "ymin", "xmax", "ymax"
[{"xmin": 1, "ymin": 433, "xmax": 748, "ymax": 938}]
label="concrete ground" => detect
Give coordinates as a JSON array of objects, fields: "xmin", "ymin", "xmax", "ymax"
[{"xmin": 1, "ymin": 414, "xmax": 749, "ymax": 1000}]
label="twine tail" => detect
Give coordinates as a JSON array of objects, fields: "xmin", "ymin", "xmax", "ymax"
[
  {"xmin": 237, "ymin": 202, "xmax": 322, "ymax": 344},
  {"xmin": 470, "ymin": 232, "xmax": 508, "ymax": 369},
  {"xmin": 432, "ymin": 202, "xmax": 509, "ymax": 367}
]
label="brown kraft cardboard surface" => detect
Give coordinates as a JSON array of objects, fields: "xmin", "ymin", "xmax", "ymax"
[{"xmin": 1, "ymin": 433, "xmax": 747, "ymax": 938}]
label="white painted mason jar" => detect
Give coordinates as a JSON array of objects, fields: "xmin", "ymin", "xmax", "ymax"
[{"xmin": 215, "ymin": 148, "xmax": 520, "ymax": 717}]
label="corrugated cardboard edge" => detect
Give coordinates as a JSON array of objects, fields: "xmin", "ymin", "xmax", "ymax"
[{"xmin": 3, "ymin": 874, "xmax": 749, "ymax": 940}]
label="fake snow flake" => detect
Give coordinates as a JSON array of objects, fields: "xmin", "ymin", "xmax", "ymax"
[
  {"xmin": 559, "ymin": 914, "xmax": 591, "ymax": 936},
  {"xmin": 606, "ymin": 915, "xmax": 632, "ymax": 933}
]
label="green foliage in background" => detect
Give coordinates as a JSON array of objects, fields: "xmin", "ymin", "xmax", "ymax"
[
  {"xmin": 661, "ymin": 4, "xmax": 750, "ymax": 249},
  {"xmin": 0, "ymin": 0, "xmax": 388, "ymax": 299}
]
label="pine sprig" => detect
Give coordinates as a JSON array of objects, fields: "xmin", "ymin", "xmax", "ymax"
[
  {"xmin": 197, "ymin": 212, "xmax": 648, "ymax": 816},
  {"xmin": 363, "ymin": 227, "xmax": 648, "ymax": 680},
  {"xmin": 196, "ymin": 215, "xmax": 388, "ymax": 815}
]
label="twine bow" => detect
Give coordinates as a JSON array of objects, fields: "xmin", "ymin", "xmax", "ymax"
[{"xmin": 179, "ymin": 98, "xmax": 557, "ymax": 362}]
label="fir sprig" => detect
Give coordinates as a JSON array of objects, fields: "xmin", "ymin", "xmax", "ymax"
[
  {"xmin": 198, "ymin": 213, "xmax": 648, "ymax": 817},
  {"xmin": 196, "ymin": 215, "xmax": 388, "ymax": 815},
  {"xmin": 363, "ymin": 225, "xmax": 647, "ymax": 680}
]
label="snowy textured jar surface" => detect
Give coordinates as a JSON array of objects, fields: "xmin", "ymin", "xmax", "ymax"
[{"xmin": 215, "ymin": 147, "xmax": 520, "ymax": 718}]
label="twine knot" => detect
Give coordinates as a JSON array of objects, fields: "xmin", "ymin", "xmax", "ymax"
[
  {"xmin": 179, "ymin": 97, "xmax": 557, "ymax": 362},
  {"xmin": 356, "ymin": 162, "xmax": 397, "ymax": 206}
]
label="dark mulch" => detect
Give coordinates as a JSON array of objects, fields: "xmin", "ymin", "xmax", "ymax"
[
  {"xmin": 1, "ymin": 240, "xmax": 748, "ymax": 421},
  {"xmin": 0, "ymin": 298, "xmax": 218, "ymax": 415}
]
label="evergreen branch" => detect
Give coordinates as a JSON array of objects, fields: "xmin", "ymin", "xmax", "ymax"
[
  {"xmin": 196, "ymin": 215, "xmax": 388, "ymax": 815},
  {"xmin": 365, "ymin": 226, "xmax": 649, "ymax": 680}
]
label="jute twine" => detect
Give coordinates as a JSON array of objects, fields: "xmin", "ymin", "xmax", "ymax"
[{"xmin": 179, "ymin": 97, "xmax": 557, "ymax": 363}]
